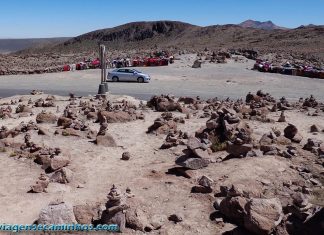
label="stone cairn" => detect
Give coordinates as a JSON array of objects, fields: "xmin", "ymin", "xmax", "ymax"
[{"xmin": 101, "ymin": 185, "xmax": 129, "ymax": 232}]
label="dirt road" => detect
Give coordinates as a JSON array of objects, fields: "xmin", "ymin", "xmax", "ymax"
[{"xmin": 0, "ymin": 55, "xmax": 323, "ymax": 101}]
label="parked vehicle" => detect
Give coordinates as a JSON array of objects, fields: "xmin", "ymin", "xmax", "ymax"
[{"xmin": 107, "ymin": 68, "xmax": 151, "ymax": 83}]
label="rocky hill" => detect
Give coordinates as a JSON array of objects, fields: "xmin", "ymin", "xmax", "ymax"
[{"xmin": 20, "ymin": 21, "xmax": 323, "ymax": 62}]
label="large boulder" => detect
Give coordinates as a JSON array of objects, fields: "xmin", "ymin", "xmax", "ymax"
[
  {"xmin": 284, "ymin": 124, "xmax": 298, "ymax": 140},
  {"xmin": 147, "ymin": 95, "xmax": 181, "ymax": 112},
  {"xmin": 37, "ymin": 201, "xmax": 77, "ymax": 224},
  {"xmin": 147, "ymin": 119, "xmax": 177, "ymax": 135},
  {"xmin": 219, "ymin": 196, "xmax": 248, "ymax": 225},
  {"xmin": 36, "ymin": 112, "xmax": 57, "ymax": 124},
  {"xmin": 95, "ymin": 134, "xmax": 117, "ymax": 147},
  {"xmin": 244, "ymin": 198, "xmax": 283, "ymax": 235}
]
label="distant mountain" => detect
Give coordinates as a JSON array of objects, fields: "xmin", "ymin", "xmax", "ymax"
[
  {"xmin": 0, "ymin": 37, "xmax": 71, "ymax": 54},
  {"xmin": 15, "ymin": 20, "xmax": 324, "ymax": 63},
  {"xmin": 297, "ymin": 24, "xmax": 317, "ymax": 29},
  {"xmin": 238, "ymin": 20, "xmax": 287, "ymax": 30}
]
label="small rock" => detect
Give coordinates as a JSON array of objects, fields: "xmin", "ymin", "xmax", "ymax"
[
  {"xmin": 198, "ymin": 175, "xmax": 213, "ymax": 188},
  {"xmin": 168, "ymin": 214, "xmax": 183, "ymax": 223},
  {"xmin": 121, "ymin": 152, "xmax": 131, "ymax": 160},
  {"xmin": 310, "ymin": 124, "xmax": 320, "ymax": 133}
]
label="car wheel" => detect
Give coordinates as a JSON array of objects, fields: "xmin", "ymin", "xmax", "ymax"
[
  {"xmin": 112, "ymin": 76, "xmax": 119, "ymax": 82},
  {"xmin": 137, "ymin": 77, "xmax": 144, "ymax": 83}
]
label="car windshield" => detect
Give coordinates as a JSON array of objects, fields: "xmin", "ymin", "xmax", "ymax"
[{"xmin": 133, "ymin": 69, "xmax": 141, "ymax": 73}]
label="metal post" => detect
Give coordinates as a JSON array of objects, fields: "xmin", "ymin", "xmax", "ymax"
[{"xmin": 97, "ymin": 44, "xmax": 108, "ymax": 96}]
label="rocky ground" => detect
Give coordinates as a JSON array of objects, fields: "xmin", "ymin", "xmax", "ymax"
[{"xmin": 0, "ymin": 90, "xmax": 323, "ymax": 234}]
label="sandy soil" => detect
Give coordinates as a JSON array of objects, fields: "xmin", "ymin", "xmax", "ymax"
[{"xmin": 0, "ymin": 92, "xmax": 323, "ymax": 234}]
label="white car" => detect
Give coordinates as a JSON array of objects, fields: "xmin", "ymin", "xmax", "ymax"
[{"xmin": 107, "ymin": 68, "xmax": 151, "ymax": 83}]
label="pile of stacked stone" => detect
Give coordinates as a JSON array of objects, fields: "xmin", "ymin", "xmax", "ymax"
[
  {"xmin": 285, "ymin": 192, "xmax": 323, "ymax": 234},
  {"xmin": 199, "ymin": 106, "xmax": 254, "ymax": 158},
  {"xmin": 34, "ymin": 97, "xmax": 55, "ymax": 108},
  {"xmin": 30, "ymin": 90, "xmax": 44, "ymax": 95},
  {"xmin": 0, "ymin": 121, "xmax": 38, "ymax": 140},
  {"xmin": 95, "ymin": 99, "xmax": 145, "ymax": 123},
  {"xmin": 30, "ymin": 173, "xmax": 49, "ymax": 193},
  {"xmin": 160, "ymin": 130, "xmax": 188, "ymax": 149},
  {"xmin": 95, "ymin": 116, "xmax": 117, "ymax": 147},
  {"xmin": 259, "ymin": 129, "xmax": 294, "ymax": 157},
  {"xmin": 242, "ymin": 91, "xmax": 276, "ymax": 122},
  {"xmin": 56, "ymin": 104, "xmax": 94, "ymax": 138},
  {"xmin": 303, "ymin": 95, "xmax": 318, "ymax": 108},
  {"xmin": 101, "ymin": 185, "xmax": 129, "ymax": 232},
  {"xmin": 303, "ymin": 138, "xmax": 324, "ymax": 157},
  {"xmin": 246, "ymin": 90, "xmax": 276, "ymax": 105},
  {"xmin": 147, "ymin": 95, "xmax": 181, "ymax": 112},
  {"xmin": 276, "ymin": 96, "xmax": 294, "ymax": 111},
  {"xmin": 176, "ymin": 136, "xmax": 211, "ymax": 170},
  {"xmin": 147, "ymin": 112, "xmax": 179, "ymax": 135},
  {"xmin": 0, "ymin": 106, "xmax": 12, "ymax": 119}
]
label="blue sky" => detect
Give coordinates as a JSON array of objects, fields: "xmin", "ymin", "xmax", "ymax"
[{"xmin": 0, "ymin": 0, "xmax": 323, "ymax": 38}]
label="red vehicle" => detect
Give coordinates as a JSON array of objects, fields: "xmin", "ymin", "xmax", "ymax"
[
  {"xmin": 63, "ymin": 65, "xmax": 70, "ymax": 71},
  {"xmin": 144, "ymin": 57, "xmax": 169, "ymax": 66},
  {"xmin": 90, "ymin": 58, "xmax": 100, "ymax": 69}
]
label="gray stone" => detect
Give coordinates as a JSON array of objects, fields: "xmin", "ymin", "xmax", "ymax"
[
  {"xmin": 187, "ymin": 137, "xmax": 202, "ymax": 150},
  {"xmin": 177, "ymin": 158, "xmax": 210, "ymax": 170}
]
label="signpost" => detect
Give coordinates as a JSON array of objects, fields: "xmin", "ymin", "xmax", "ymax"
[{"xmin": 97, "ymin": 44, "xmax": 108, "ymax": 96}]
